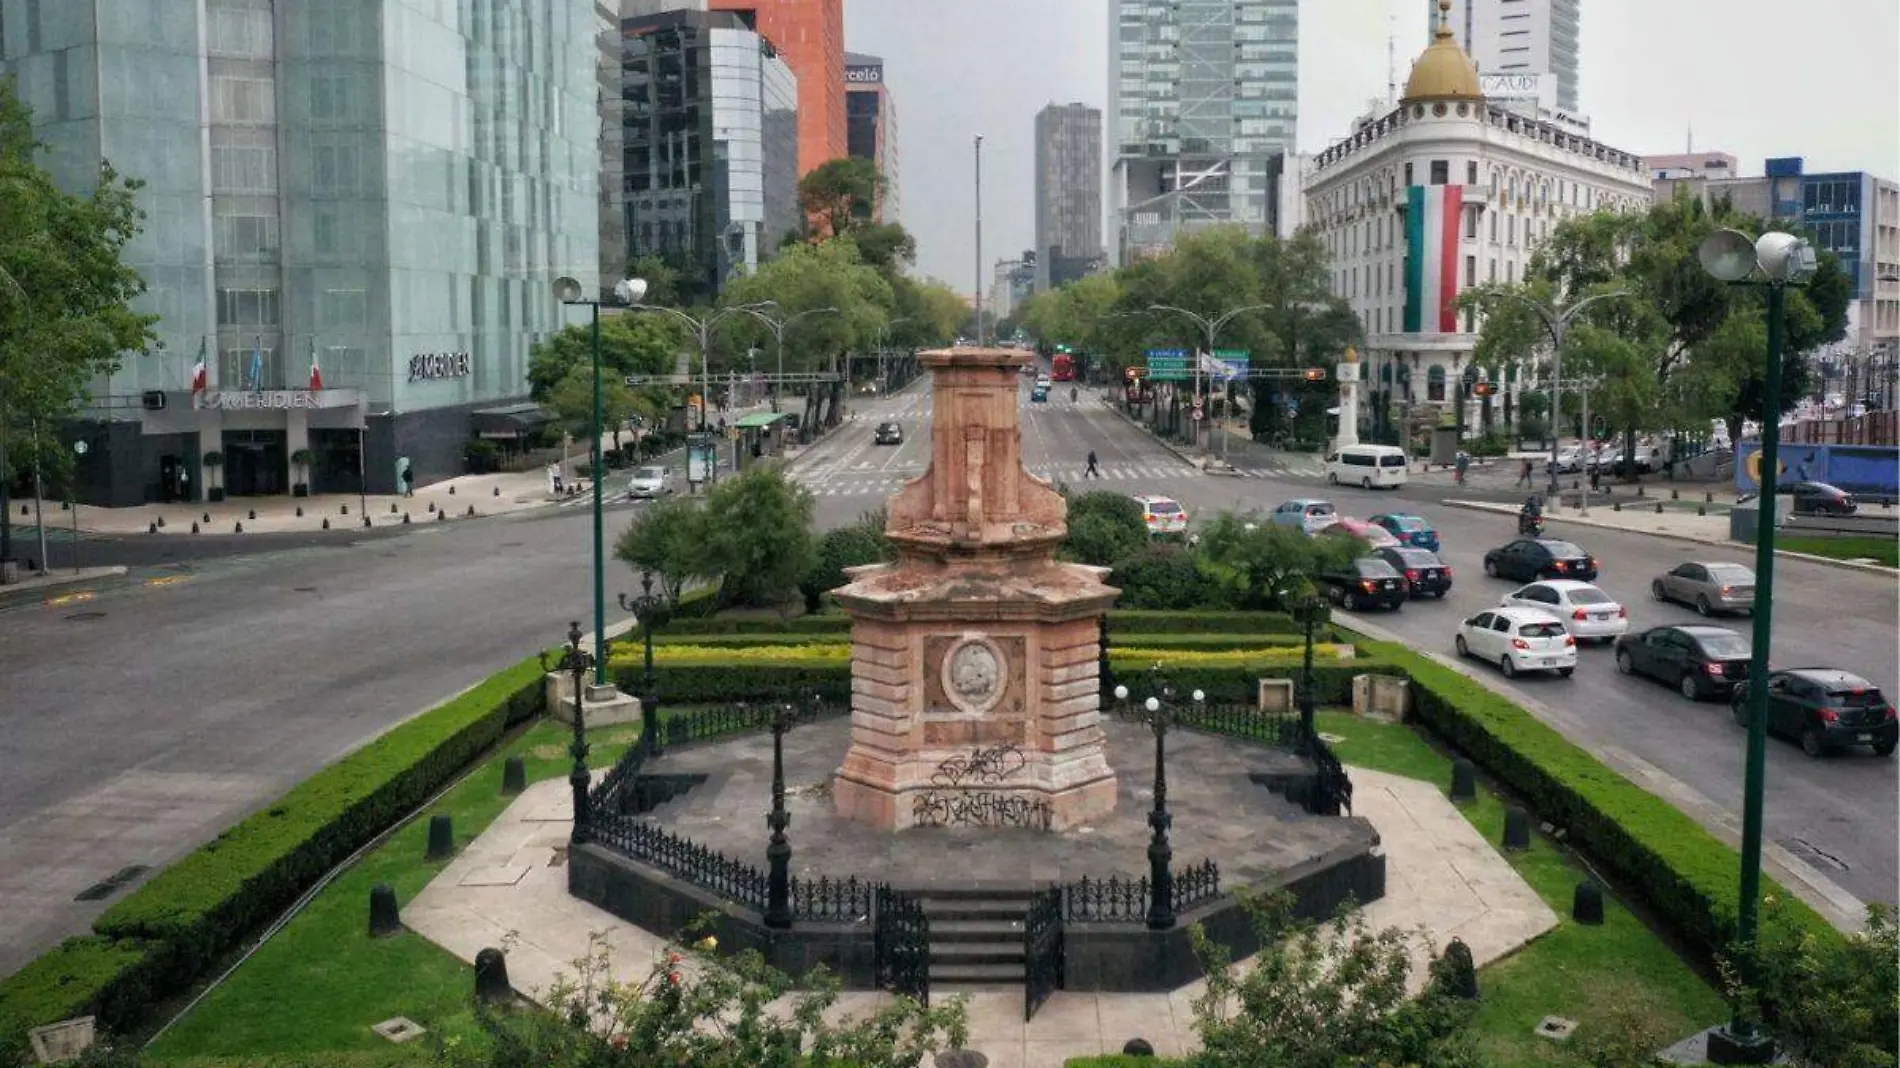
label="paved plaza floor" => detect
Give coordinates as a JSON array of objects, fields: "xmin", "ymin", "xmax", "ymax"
[{"xmin": 407, "ymin": 734, "xmax": 1559, "ymax": 1067}]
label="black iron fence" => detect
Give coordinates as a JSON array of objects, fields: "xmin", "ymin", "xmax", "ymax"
[
  {"xmin": 592, "ymin": 814, "xmax": 770, "ymax": 913},
  {"xmin": 1303, "ymin": 723, "xmax": 1354, "ymax": 817},
  {"xmin": 1172, "ymin": 858, "xmax": 1222, "ymax": 913},
  {"xmin": 659, "ymin": 700, "xmax": 849, "ymax": 748},
  {"xmin": 1173, "ymin": 701, "xmax": 1300, "ymax": 746},
  {"xmin": 1063, "ymin": 859, "xmax": 1223, "ymax": 924},
  {"xmin": 790, "ymin": 874, "xmax": 878, "ymax": 923}
]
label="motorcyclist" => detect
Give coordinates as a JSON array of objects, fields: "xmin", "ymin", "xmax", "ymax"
[{"xmin": 1518, "ymin": 494, "xmax": 1545, "ymax": 535}]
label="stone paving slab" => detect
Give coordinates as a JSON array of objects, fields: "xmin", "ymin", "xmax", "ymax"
[{"xmin": 407, "ymin": 757, "xmax": 1557, "ymax": 1067}]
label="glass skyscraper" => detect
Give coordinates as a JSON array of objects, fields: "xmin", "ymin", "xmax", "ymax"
[
  {"xmin": 0, "ymin": 0, "xmax": 599, "ymax": 502},
  {"xmin": 1109, "ymin": 0, "xmax": 1297, "ymax": 264}
]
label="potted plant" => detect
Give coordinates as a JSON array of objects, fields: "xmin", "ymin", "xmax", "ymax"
[
  {"xmin": 202, "ymin": 450, "xmax": 225, "ymax": 502},
  {"xmin": 289, "ymin": 448, "xmax": 313, "ymax": 497}
]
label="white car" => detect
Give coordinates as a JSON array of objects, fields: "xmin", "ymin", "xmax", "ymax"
[
  {"xmin": 1499, "ymin": 580, "xmax": 1628, "ymax": 643},
  {"xmin": 1456, "ymin": 606, "xmax": 1578, "ymax": 679},
  {"xmin": 627, "ymin": 465, "xmax": 672, "ymax": 499}
]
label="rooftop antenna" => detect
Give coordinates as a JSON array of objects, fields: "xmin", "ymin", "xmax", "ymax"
[
  {"xmin": 1386, "ymin": 13, "xmax": 1397, "ymax": 105},
  {"xmin": 1686, "ymin": 122, "xmax": 1693, "ymax": 154}
]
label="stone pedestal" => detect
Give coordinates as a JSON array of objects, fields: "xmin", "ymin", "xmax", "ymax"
[
  {"xmin": 832, "ymin": 348, "xmax": 1119, "ymax": 832},
  {"xmin": 544, "ymin": 673, "xmax": 643, "ymax": 728}
]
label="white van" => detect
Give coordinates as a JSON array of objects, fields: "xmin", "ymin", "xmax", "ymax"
[{"xmin": 1325, "ymin": 444, "xmax": 1410, "ymax": 488}]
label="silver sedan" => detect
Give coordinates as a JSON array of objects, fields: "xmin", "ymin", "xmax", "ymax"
[{"xmin": 1652, "ymin": 561, "xmax": 1757, "ymax": 616}]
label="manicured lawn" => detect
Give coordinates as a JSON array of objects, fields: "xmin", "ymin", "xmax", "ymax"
[
  {"xmin": 1779, "ymin": 534, "xmax": 1898, "ymax": 567},
  {"xmin": 146, "ymin": 722, "xmax": 645, "ymax": 1062}
]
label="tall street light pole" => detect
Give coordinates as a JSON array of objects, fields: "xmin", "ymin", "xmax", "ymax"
[
  {"xmin": 1147, "ymin": 302, "xmax": 1277, "ymax": 461},
  {"xmin": 1490, "ymin": 290, "xmax": 1628, "ymax": 498},
  {"xmin": 1697, "ymin": 228, "xmax": 1816, "ymax": 1067},
  {"xmin": 973, "ymin": 134, "xmax": 985, "ymax": 347},
  {"xmin": 876, "ymin": 315, "xmax": 913, "ymax": 391},
  {"xmin": 632, "ymin": 300, "xmax": 777, "ymax": 434},
  {"xmin": 556, "ymin": 276, "xmax": 646, "ymax": 687},
  {"xmin": 736, "ymin": 304, "xmax": 840, "ymax": 413}
]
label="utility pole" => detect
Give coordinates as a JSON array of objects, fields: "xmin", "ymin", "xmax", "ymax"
[{"xmin": 974, "ymin": 134, "xmax": 984, "ymax": 347}]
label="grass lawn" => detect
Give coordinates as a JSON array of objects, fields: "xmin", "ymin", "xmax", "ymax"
[
  {"xmin": 1778, "ymin": 534, "xmax": 1898, "ymax": 567},
  {"xmin": 146, "ymin": 721, "xmax": 647, "ymax": 1062}
]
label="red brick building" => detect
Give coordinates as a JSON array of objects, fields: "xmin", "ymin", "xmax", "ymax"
[{"xmin": 709, "ymin": 0, "xmax": 847, "ymax": 177}]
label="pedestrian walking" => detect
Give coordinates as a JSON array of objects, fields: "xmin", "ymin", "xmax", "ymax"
[
  {"xmin": 1516, "ymin": 458, "xmax": 1533, "ymax": 487},
  {"xmin": 401, "ymin": 463, "xmax": 414, "ymax": 498},
  {"xmin": 1085, "ymin": 450, "xmax": 1101, "ymax": 479},
  {"xmin": 1454, "ymin": 451, "xmax": 1470, "ymax": 486}
]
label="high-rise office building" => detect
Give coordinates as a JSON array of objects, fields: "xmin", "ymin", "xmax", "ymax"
[
  {"xmin": 1033, "ymin": 103, "xmax": 1103, "ymax": 291},
  {"xmin": 1109, "ymin": 0, "xmax": 1297, "ymax": 264},
  {"xmin": 844, "ymin": 52, "xmax": 899, "ymax": 224},
  {"xmin": 616, "ymin": 9, "xmax": 801, "ymax": 300},
  {"xmin": 1433, "ymin": 0, "xmax": 1580, "ymax": 114},
  {"xmin": 709, "ymin": 0, "xmax": 845, "ymax": 178},
  {"xmin": 0, "ymin": 0, "xmax": 600, "ymax": 503}
]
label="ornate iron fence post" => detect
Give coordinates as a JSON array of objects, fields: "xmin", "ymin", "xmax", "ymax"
[
  {"xmin": 539, "ymin": 621, "xmax": 602, "ymax": 846},
  {"xmin": 618, "ymin": 570, "xmax": 672, "ymax": 758},
  {"xmin": 1297, "ymin": 593, "xmax": 1326, "ymax": 751},
  {"xmin": 1113, "ymin": 664, "xmax": 1203, "ymax": 931},
  {"xmin": 764, "ymin": 694, "xmax": 822, "ymax": 928},
  {"xmin": 1097, "ymin": 614, "xmax": 1113, "ymax": 701}
]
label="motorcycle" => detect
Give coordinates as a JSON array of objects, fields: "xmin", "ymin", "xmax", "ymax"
[{"xmin": 1517, "ymin": 511, "xmax": 1545, "ymax": 537}]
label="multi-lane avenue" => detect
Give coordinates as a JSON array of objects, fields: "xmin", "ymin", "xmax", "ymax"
[{"xmin": 0, "ymin": 374, "xmax": 1892, "ymax": 982}]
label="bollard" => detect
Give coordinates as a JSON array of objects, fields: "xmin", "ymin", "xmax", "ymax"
[
  {"xmin": 341, "ymin": 504, "xmax": 349, "ymax": 515},
  {"xmin": 322, "ymin": 517, "xmax": 331, "ymax": 530},
  {"xmin": 156, "ymin": 515, "xmax": 165, "ymax": 528},
  {"xmin": 390, "ymin": 502, "xmax": 398, "ymax": 514},
  {"xmin": 1670, "ymin": 488, "xmax": 1680, "ymax": 500},
  {"xmin": 1122, "ymin": 1038, "xmax": 1156, "ymax": 1057},
  {"xmin": 437, "ymin": 509, "xmax": 446, "ymax": 521},
  {"xmin": 17, "ymin": 504, "xmax": 24, "ymax": 516},
  {"xmin": 474, "ymin": 947, "xmax": 512, "ymax": 1004},
  {"xmin": 1435, "ymin": 939, "xmax": 1479, "ymax": 999},
  {"xmin": 449, "ymin": 485, "xmax": 456, "ymax": 495},
  {"xmin": 234, "ymin": 521, "xmax": 244, "ymax": 534},
  {"xmin": 466, "ymin": 504, "xmax": 476, "ymax": 517},
  {"xmin": 1502, "ymin": 806, "xmax": 1532, "ymax": 851},
  {"xmin": 1449, "ymin": 758, "xmax": 1477, "ymax": 802},
  {"xmin": 426, "ymin": 814, "xmax": 455, "ymax": 860},
  {"xmin": 1697, "ymin": 505, "xmax": 1706, "ymax": 517},
  {"xmin": 148, "ymin": 522, "xmax": 158, "ymax": 534},
  {"xmin": 1613, "ymin": 502, "xmax": 1621, "ymax": 512},
  {"xmin": 402, "ymin": 512, "xmax": 412, "ymax": 524},
  {"xmin": 1705, "ymin": 491, "xmax": 1714, "ymax": 503},
  {"xmin": 60, "ymin": 500, "xmax": 69, "ymax": 511},
  {"xmin": 493, "ymin": 486, "xmax": 500, "ymax": 497},
  {"xmin": 248, "ymin": 509, "xmax": 257, "ymax": 520},
  {"xmin": 369, "ymin": 883, "xmax": 402, "ymax": 937},
  {"xmin": 191, "ymin": 521, "xmax": 200, "ymax": 534},
  {"xmin": 501, "ymin": 756, "xmax": 527, "ymax": 796},
  {"xmin": 202, "ymin": 513, "xmax": 211, "ymax": 523},
  {"xmin": 428, "ymin": 501, "xmax": 436, "ymax": 513},
  {"xmin": 295, "ymin": 506, "xmax": 303, "ymax": 517},
  {"xmin": 362, "ymin": 515, "xmax": 372, "ymax": 528},
  {"xmin": 1572, "ymin": 881, "xmax": 1605, "ymax": 926},
  {"xmin": 1654, "ymin": 502, "xmax": 1664, "ymax": 514},
  {"xmin": 1635, "ymin": 486, "xmax": 1645, "ymax": 498}
]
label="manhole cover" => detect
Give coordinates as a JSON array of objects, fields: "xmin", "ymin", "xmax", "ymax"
[{"xmin": 65, "ymin": 611, "xmax": 107, "ymax": 621}]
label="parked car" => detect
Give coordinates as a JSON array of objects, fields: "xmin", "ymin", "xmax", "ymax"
[
  {"xmin": 1456, "ymin": 607, "xmax": 1577, "ymax": 679},
  {"xmin": 874, "ymin": 422, "xmax": 904, "ymax": 445},
  {"xmin": 1499, "ymin": 580, "xmax": 1628, "ymax": 642},
  {"xmin": 1607, "ymin": 443, "xmax": 1665, "ymax": 475},
  {"xmin": 1554, "ymin": 445, "xmax": 1587, "ymax": 474},
  {"xmin": 1320, "ymin": 517, "xmax": 1401, "ymax": 550},
  {"xmin": 1613, "ymin": 624, "xmax": 1752, "ymax": 701},
  {"xmin": 1319, "ymin": 555, "xmax": 1407, "ymax": 612},
  {"xmin": 1132, "ymin": 494, "xmax": 1189, "ymax": 537},
  {"xmin": 1369, "ymin": 513, "xmax": 1440, "ymax": 551},
  {"xmin": 1652, "ymin": 561, "xmax": 1756, "ymax": 616},
  {"xmin": 626, "ymin": 465, "xmax": 672, "ymax": 500},
  {"xmin": 1270, "ymin": 499, "xmax": 1340, "ymax": 535},
  {"xmin": 1786, "ymin": 480, "xmax": 1857, "ymax": 516},
  {"xmin": 1483, "ymin": 538, "xmax": 1600, "ymax": 582},
  {"xmin": 1374, "ymin": 546, "xmax": 1453, "ymax": 598},
  {"xmin": 1735, "ymin": 668, "xmax": 1897, "ymax": 757}
]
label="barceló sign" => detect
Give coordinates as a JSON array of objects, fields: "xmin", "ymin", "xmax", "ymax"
[
  {"xmin": 844, "ymin": 65, "xmax": 882, "ymax": 84},
  {"xmin": 409, "ymin": 352, "xmax": 472, "ymax": 382}
]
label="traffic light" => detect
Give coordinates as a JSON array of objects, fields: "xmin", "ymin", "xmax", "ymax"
[
  {"xmin": 1125, "ymin": 366, "xmax": 1139, "ymax": 381},
  {"xmin": 1472, "ymin": 381, "xmax": 1496, "ymax": 397},
  {"xmin": 1302, "ymin": 367, "xmax": 1327, "ymax": 382}
]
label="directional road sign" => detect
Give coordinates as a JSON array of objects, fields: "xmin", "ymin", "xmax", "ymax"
[{"xmin": 1145, "ymin": 348, "xmax": 1189, "ymax": 382}]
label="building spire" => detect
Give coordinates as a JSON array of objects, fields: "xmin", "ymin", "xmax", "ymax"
[
  {"xmin": 1387, "ymin": 14, "xmax": 1397, "ymax": 105},
  {"xmin": 1436, "ymin": 0, "xmax": 1453, "ymax": 40}
]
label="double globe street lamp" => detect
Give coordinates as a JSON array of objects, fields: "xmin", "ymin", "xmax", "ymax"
[{"xmin": 1113, "ymin": 668, "xmax": 1205, "ymax": 930}]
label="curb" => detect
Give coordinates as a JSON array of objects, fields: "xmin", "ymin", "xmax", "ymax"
[
  {"xmin": 1333, "ymin": 615, "xmax": 1869, "ymax": 935},
  {"xmin": 1107, "ymin": 404, "xmax": 1213, "ymax": 471},
  {"xmin": 1439, "ymin": 499, "xmax": 1899, "ymax": 576},
  {"xmin": 0, "ymin": 566, "xmax": 132, "ymax": 611}
]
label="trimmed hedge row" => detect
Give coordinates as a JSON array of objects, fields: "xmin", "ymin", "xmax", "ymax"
[
  {"xmin": 634, "ymin": 608, "xmax": 1309, "ymax": 637},
  {"xmin": 1350, "ymin": 634, "xmax": 1840, "ymax": 961},
  {"xmin": 615, "ymin": 643, "xmax": 1345, "ymax": 668},
  {"xmin": 647, "ymin": 631, "xmax": 1322, "ymax": 652},
  {"xmin": 0, "ymin": 657, "xmax": 548, "ymax": 1054}
]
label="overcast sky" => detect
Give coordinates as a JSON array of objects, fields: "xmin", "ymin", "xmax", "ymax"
[{"xmin": 844, "ymin": 0, "xmax": 1900, "ymax": 294}]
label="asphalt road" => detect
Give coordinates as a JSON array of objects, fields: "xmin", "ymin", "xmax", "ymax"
[{"xmin": 0, "ymin": 377, "xmax": 1891, "ymax": 982}]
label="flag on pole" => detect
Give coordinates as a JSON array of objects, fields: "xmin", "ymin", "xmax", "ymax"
[
  {"xmin": 249, "ymin": 335, "xmax": 265, "ymax": 391},
  {"xmin": 1404, "ymin": 184, "xmax": 1465, "ymax": 334},
  {"xmin": 307, "ymin": 337, "xmax": 324, "ymax": 390},
  {"xmin": 189, "ymin": 337, "xmax": 208, "ymax": 401}
]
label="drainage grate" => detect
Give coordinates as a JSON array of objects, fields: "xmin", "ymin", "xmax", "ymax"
[
  {"xmin": 65, "ymin": 611, "xmax": 107, "ymax": 622},
  {"xmin": 1778, "ymin": 836, "xmax": 1850, "ymax": 872},
  {"xmin": 73, "ymin": 865, "xmax": 150, "ymax": 902}
]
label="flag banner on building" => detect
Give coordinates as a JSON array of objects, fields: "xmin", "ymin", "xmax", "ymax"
[
  {"xmin": 308, "ymin": 337, "xmax": 324, "ymax": 390},
  {"xmin": 1404, "ymin": 184, "xmax": 1464, "ymax": 334},
  {"xmin": 190, "ymin": 337, "xmax": 208, "ymax": 399},
  {"xmin": 249, "ymin": 335, "xmax": 265, "ymax": 392}
]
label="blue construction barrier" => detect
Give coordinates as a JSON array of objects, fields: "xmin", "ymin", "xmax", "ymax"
[{"xmin": 1734, "ymin": 441, "xmax": 1900, "ymax": 500}]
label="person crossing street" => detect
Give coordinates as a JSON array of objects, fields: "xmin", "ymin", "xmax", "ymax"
[{"xmin": 1085, "ymin": 450, "xmax": 1101, "ymax": 479}]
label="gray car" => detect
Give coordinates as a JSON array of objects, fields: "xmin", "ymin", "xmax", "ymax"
[{"xmin": 1652, "ymin": 561, "xmax": 1756, "ymax": 616}]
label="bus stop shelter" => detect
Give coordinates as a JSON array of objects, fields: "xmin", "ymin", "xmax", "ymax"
[{"xmin": 733, "ymin": 411, "xmax": 796, "ymax": 469}]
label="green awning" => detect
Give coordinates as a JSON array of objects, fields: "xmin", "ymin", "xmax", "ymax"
[{"xmin": 734, "ymin": 412, "xmax": 793, "ymax": 429}]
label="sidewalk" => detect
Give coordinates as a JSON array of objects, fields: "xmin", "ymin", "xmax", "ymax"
[
  {"xmin": 405, "ymin": 764, "xmax": 1556, "ymax": 1067},
  {"xmin": 0, "ymin": 565, "xmax": 129, "ymax": 608}
]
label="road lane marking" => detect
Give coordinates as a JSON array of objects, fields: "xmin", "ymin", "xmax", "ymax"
[
  {"xmin": 145, "ymin": 575, "xmax": 191, "ymax": 588},
  {"xmin": 43, "ymin": 591, "xmax": 96, "ymax": 607}
]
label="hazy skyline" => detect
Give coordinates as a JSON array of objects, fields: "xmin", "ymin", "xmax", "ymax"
[{"xmin": 844, "ymin": 0, "xmax": 1900, "ymax": 295}]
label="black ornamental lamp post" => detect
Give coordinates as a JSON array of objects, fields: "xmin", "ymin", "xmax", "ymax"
[
  {"xmin": 1295, "ymin": 593, "xmax": 1328, "ymax": 748},
  {"xmin": 538, "ymin": 621, "xmax": 603, "ymax": 846},
  {"xmin": 1114, "ymin": 665, "xmax": 1204, "ymax": 930},
  {"xmin": 765, "ymin": 693, "xmax": 824, "ymax": 929},
  {"xmin": 617, "ymin": 571, "xmax": 672, "ymax": 758},
  {"xmin": 1097, "ymin": 614, "xmax": 1114, "ymax": 700}
]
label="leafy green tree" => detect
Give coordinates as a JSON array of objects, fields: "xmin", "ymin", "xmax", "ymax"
[
  {"xmin": 1021, "ymin": 273, "xmax": 1123, "ymax": 361},
  {"xmin": 797, "ymin": 155, "xmax": 884, "ymax": 239},
  {"xmin": 624, "ymin": 252, "xmax": 684, "ymax": 307},
  {"xmin": 545, "ymin": 366, "xmax": 652, "ymax": 454},
  {"xmin": 1725, "ymin": 902, "xmax": 1899, "ymax": 1068},
  {"xmin": 719, "ymin": 241, "xmax": 893, "ymax": 427},
  {"xmin": 527, "ymin": 313, "xmax": 682, "ymax": 402},
  {"xmin": 0, "ymin": 78, "xmax": 157, "ymax": 564},
  {"xmin": 841, "ymin": 222, "xmax": 916, "ymax": 275},
  {"xmin": 614, "ymin": 495, "xmax": 710, "ymax": 605},
  {"xmin": 1109, "ymin": 543, "xmax": 1231, "ymax": 610},
  {"xmin": 699, "ymin": 465, "xmax": 816, "ymax": 608},
  {"xmin": 1195, "ymin": 512, "xmax": 1361, "ymax": 610},
  {"xmin": 1061, "ymin": 490, "xmax": 1149, "ymax": 568},
  {"xmin": 800, "ymin": 510, "xmax": 893, "ymax": 612}
]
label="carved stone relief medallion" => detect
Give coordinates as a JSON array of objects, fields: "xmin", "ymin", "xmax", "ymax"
[{"xmin": 941, "ymin": 635, "xmax": 1007, "ymax": 714}]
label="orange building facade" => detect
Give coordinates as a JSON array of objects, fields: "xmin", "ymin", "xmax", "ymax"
[{"xmin": 708, "ymin": 0, "xmax": 847, "ymax": 177}]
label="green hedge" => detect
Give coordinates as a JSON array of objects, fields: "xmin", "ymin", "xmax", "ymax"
[
  {"xmin": 0, "ymin": 656, "xmax": 549, "ymax": 1053},
  {"xmin": 1350, "ymin": 634, "xmax": 1841, "ymax": 962},
  {"xmin": 637, "ymin": 608, "xmax": 1309, "ymax": 638},
  {"xmin": 648, "ymin": 631, "xmax": 1318, "ymax": 652}
]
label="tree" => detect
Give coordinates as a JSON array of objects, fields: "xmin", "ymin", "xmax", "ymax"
[
  {"xmin": 1195, "ymin": 512, "xmax": 1361, "ymax": 610},
  {"xmin": 527, "ymin": 313, "xmax": 681, "ymax": 403},
  {"xmin": 840, "ymin": 222, "xmax": 916, "ymax": 275},
  {"xmin": 800, "ymin": 508, "xmax": 892, "ymax": 612},
  {"xmin": 718, "ymin": 240, "xmax": 893, "ymax": 428},
  {"xmin": 624, "ymin": 253, "xmax": 684, "ymax": 307},
  {"xmin": 1020, "ymin": 273, "xmax": 1123, "ymax": 362},
  {"xmin": 699, "ymin": 466, "xmax": 816, "ymax": 608},
  {"xmin": 614, "ymin": 496, "xmax": 709, "ymax": 605},
  {"xmin": 797, "ymin": 156, "xmax": 883, "ymax": 239},
  {"xmin": 1061, "ymin": 490, "xmax": 1149, "ymax": 568},
  {"xmin": 1725, "ymin": 901, "xmax": 1899, "ymax": 1068},
  {"xmin": 545, "ymin": 365, "xmax": 650, "ymax": 454},
  {"xmin": 0, "ymin": 78, "xmax": 157, "ymax": 567},
  {"xmin": 1109, "ymin": 543, "xmax": 1231, "ymax": 610}
]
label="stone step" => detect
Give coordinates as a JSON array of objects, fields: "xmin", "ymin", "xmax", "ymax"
[
  {"xmin": 931, "ymin": 918, "xmax": 1025, "ymax": 942},
  {"xmin": 932, "ymin": 962, "xmax": 1024, "ymax": 985},
  {"xmin": 918, "ymin": 899, "xmax": 1033, "ymax": 924},
  {"xmin": 931, "ymin": 941, "xmax": 1025, "ymax": 967}
]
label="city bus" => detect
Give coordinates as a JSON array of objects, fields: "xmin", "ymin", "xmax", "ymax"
[{"xmin": 1051, "ymin": 353, "xmax": 1076, "ymax": 381}]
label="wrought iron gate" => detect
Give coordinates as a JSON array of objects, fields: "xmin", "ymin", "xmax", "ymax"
[
  {"xmin": 873, "ymin": 885, "xmax": 929, "ymax": 1005},
  {"xmin": 1023, "ymin": 883, "xmax": 1065, "ymax": 1021}
]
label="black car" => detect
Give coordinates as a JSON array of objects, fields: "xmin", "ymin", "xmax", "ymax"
[
  {"xmin": 1320, "ymin": 556, "xmax": 1407, "ymax": 612},
  {"xmin": 1483, "ymin": 538, "xmax": 1599, "ymax": 583},
  {"xmin": 1613, "ymin": 624, "xmax": 1752, "ymax": 701},
  {"xmin": 1735, "ymin": 669, "xmax": 1897, "ymax": 757},
  {"xmin": 1374, "ymin": 546, "xmax": 1453, "ymax": 599},
  {"xmin": 874, "ymin": 422, "xmax": 903, "ymax": 446},
  {"xmin": 1785, "ymin": 480, "xmax": 1857, "ymax": 516}
]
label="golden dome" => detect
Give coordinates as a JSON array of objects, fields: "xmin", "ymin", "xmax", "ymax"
[{"xmin": 1402, "ymin": 0, "xmax": 1483, "ymax": 105}]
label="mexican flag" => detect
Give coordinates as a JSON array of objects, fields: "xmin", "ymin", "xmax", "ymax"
[
  {"xmin": 308, "ymin": 337, "xmax": 324, "ymax": 390},
  {"xmin": 1404, "ymin": 184, "xmax": 1464, "ymax": 334},
  {"xmin": 190, "ymin": 337, "xmax": 208, "ymax": 399}
]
